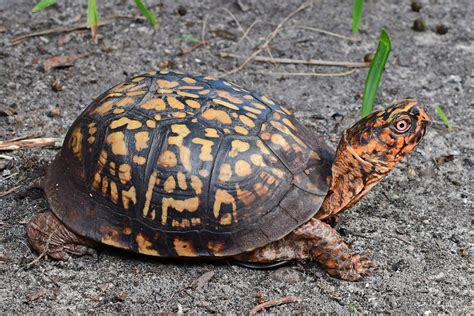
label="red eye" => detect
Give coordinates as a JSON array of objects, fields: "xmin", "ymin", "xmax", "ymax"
[{"xmin": 394, "ymin": 118, "xmax": 411, "ymax": 133}]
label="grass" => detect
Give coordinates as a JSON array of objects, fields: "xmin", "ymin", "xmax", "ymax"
[
  {"xmin": 361, "ymin": 30, "xmax": 392, "ymax": 117},
  {"xmin": 347, "ymin": 303, "xmax": 360, "ymax": 316},
  {"xmin": 32, "ymin": 0, "xmax": 159, "ymax": 39},
  {"xmin": 134, "ymin": 0, "xmax": 158, "ymax": 28},
  {"xmin": 87, "ymin": 0, "xmax": 99, "ymax": 42},
  {"xmin": 435, "ymin": 105, "xmax": 453, "ymax": 130},
  {"xmin": 176, "ymin": 35, "xmax": 201, "ymax": 43},
  {"xmin": 32, "ymin": 0, "xmax": 57, "ymax": 12},
  {"xmin": 352, "ymin": 0, "xmax": 364, "ymax": 33}
]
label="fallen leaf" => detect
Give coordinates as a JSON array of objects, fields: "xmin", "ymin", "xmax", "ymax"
[
  {"xmin": 42, "ymin": 54, "xmax": 83, "ymax": 72},
  {"xmin": 114, "ymin": 292, "xmax": 128, "ymax": 302},
  {"xmin": 29, "ymin": 287, "xmax": 47, "ymax": 301},
  {"xmin": 0, "ymin": 103, "xmax": 17, "ymax": 116},
  {"xmin": 212, "ymin": 30, "xmax": 238, "ymax": 41},
  {"xmin": 57, "ymin": 34, "xmax": 72, "ymax": 47},
  {"xmin": 434, "ymin": 154, "xmax": 455, "ymax": 166},
  {"xmin": 191, "ymin": 271, "xmax": 215, "ymax": 291}
]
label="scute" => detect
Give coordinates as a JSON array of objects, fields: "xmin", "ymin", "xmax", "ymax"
[{"xmin": 45, "ymin": 70, "xmax": 335, "ymax": 258}]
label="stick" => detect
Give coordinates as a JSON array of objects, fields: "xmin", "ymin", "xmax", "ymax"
[
  {"xmin": 223, "ymin": 1, "xmax": 313, "ymax": 76},
  {"xmin": 251, "ymin": 69, "xmax": 357, "ymax": 77},
  {"xmin": 222, "ymin": 7, "xmax": 251, "ymax": 44},
  {"xmin": 0, "ymin": 185, "xmax": 22, "ymax": 198},
  {"xmin": 11, "ymin": 16, "xmax": 145, "ymax": 45},
  {"xmin": 220, "ymin": 52, "xmax": 369, "ymax": 68},
  {"xmin": 249, "ymin": 296, "xmax": 303, "ymax": 316},
  {"xmin": 236, "ymin": 20, "xmax": 260, "ymax": 46},
  {"xmin": 0, "ymin": 137, "xmax": 63, "ymax": 151},
  {"xmin": 283, "ymin": 25, "xmax": 358, "ymax": 42}
]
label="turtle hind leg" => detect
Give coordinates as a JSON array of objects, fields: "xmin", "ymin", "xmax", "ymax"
[
  {"xmin": 26, "ymin": 211, "xmax": 97, "ymax": 261},
  {"xmin": 237, "ymin": 218, "xmax": 372, "ymax": 281}
]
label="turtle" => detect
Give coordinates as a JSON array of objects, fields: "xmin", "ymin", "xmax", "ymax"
[{"xmin": 26, "ymin": 70, "xmax": 430, "ymax": 281}]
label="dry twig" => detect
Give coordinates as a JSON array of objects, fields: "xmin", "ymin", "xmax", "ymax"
[
  {"xmin": 222, "ymin": 7, "xmax": 251, "ymax": 45},
  {"xmin": 249, "ymin": 296, "xmax": 303, "ymax": 316},
  {"xmin": 284, "ymin": 25, "xmax": 358, "ymax": 42},
  {"xmin": 236, "ymin": 20, "xmax": 260, "ymax": 46},
  {"xmin": 251, "ymin": 69, "xmax": 357, "ymax": 77},
  {"xmin": 220, "ymin": 52, "xmax": 369, "ymax": 68},
  {"xmin": 11, "ymin": 16, "xmax": 145, "ymax": 45},
  {"xmin": 223, "ymin": 1, "xmax": 313, "ymax": 76},
  {"xmin": 0, "ymin": 137, "xmax": 63, "ymax": 151},
  {"xmin": 0, "ymin": 185, "xmax": 22, "ymax": 198}
]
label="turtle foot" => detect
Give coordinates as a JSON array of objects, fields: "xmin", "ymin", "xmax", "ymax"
[
  {"xmin": 26, "ymin": 211, "xmax": 97, "ymax": 261},
  {"xmin": 325, "ymin": 254, "xmax": 374, "ymax": 281}
]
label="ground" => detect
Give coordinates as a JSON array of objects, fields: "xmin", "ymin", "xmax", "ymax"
[{"xmin": 0, "ymin": 0, "xmax": 472, "ymax": 313}]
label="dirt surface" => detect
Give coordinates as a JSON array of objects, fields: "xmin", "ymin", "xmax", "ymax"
[{"xmin": 1, "ymin": 0, "xmax": 472, "ymax": 313}]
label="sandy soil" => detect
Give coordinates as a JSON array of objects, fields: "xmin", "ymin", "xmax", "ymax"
[{"xmin": 1, "ymin": 0, "xmax": 472, "ymax": 313}]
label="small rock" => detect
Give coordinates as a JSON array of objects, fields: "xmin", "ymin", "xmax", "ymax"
[
  {"xmin": 435, "ymin": 24, "xmax": 448, "ymax": 35},
  {"xmin": 236, "ymin": 0, "xmax": 251, "ymax": 12},
  {"xmin": 413, "ymin": 19, "xmax": 427, "ymax": 32},
  {"xmin": 411, "ymin": 1, "xmax": 422, "ymax": 12},
  {"xmin": 29, "ymin": 287, "xmax": 47, "ymax": 301},
  {"xmin": 447, "ymin": 75, "xmax": 462, "ymax": 83},
  {"xmin": 430, "ymin": 272, "xmax": 445, "ymax": 281},
  {"xmin": 364, "ymin": 53, "xmax": 374, "ymax": 63},
  {"xmin": 271, "ymin": 267, "xmax": 303, "ymax": 284},
  {"xmin": 391, "ymin": 259, "xmax": 408, "ymax": 272},
  {"xmin": 47, "ymin": 106, "xmax": 61, "ymax": 118},
  {"xmin": 114, "ymin": 292, "xmax": 128, "ymax": 302},
  {"xmin": 191, "ymin": 271, "xmax": 215, "ymax": 291},
  {"xmin": 177, "ymin": 5, "xmax": 187, "ymax": 16},
  {"xmin": 51, "ymin": 78, "xmax": 64, "ymax": 92}
]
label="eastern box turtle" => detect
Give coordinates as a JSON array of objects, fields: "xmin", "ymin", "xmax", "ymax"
[{"xmin": 27, "ymin": 70, "xmax": 430, "ymax": 281}]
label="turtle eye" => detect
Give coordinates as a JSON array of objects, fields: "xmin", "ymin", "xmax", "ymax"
[{"xmin": 392, "ymin": 117, "xmax": 411, "ymax": 134}]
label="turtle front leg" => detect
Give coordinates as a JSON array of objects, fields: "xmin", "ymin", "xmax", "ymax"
[
  {"xmin": 239, "ymin": 218, "xmax": 371, "ymax": 281},
  {"xmin": 26, "ymin": 211, "xmax": 97, "ymax": 260}
]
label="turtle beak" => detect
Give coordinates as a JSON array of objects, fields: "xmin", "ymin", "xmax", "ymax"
[{"xmin": 411, "ymin": 103, "xmax": 430, "ymax": 136}]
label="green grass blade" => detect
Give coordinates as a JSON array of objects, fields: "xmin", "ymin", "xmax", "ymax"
[
  {"xmin": 352, "ymin": 0, "xmax": 363, "ymax": 33},
  {"xmin": 87, "ymin": 0, "xmax": 99, "ymax": 42},
  {"xmin": 361, "ymin": 30, "xmax": 392, "ymax": 117},
  {"xmin": 176, "ymin": 35, "xmax": 201, "ymax": 43},
  {"xmin": 87, "ymin": 0, "xmax": 99, "ymax": 26},
  {"xmin": 435, "ymin": 105, "xmax": 452, "ymax": 130},
  {"xmin": 134, "ymin": 0, "xmax": 158, "ymax": 28},
  {"xmin": 32, "ymin": 0, "xmax": 57, "ymax": 13}
]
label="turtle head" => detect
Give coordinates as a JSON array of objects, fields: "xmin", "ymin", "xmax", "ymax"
[
  {"xmin": 317, "ymin": 99, "xmax": 429, "ymax": 219},
  {"xmin": 343, "ymin": 99, "xmax": 430, "ymax": 170}
]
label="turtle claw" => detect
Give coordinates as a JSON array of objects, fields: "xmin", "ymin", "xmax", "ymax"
[{"xmin": 326, "ymin": 254, "xmax": 374, "ymax": 281}]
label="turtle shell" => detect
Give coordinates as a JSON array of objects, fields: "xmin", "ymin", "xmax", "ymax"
[{"xmin": 44, "ymin": 70, "xmax": 334, "ymax": 257}]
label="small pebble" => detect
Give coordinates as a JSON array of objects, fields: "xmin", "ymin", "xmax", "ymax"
[
  {"xmin": 411, "ymin": 1, "xmax": 422, "ymax": 12},
  {"xmin": 51, "ymin": 78, "xmax": 64, "ymax": 92},
  {"xmin": 435, "ymin": 24, "xmax": 448, "ymax": 35},
  {"xmin": 413, "ymin": 19, "xmax": 427, "ymax": 32},
  {"xmin": 271, "ymin": 267, "xmax": 303, "ymax": 284},
  {"xmin": 364, "ymin": 53, "xmax": 374, "ymax": 63},
  {"xmin": 407, "ymin": 167, "xmax": 417, "ymax": 177},
  {"xmin": 177, "ymin": 5, "xmax": 187, "ymax": 16}
]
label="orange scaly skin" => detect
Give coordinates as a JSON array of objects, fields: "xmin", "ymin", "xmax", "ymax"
[
  {"xmin": 239, "ymin": 218, "xmax": 372, "ymax": 281},
  {"xmin": 317, "ymin": 99, "xmax": 430, "ymax": 220},
  {"xmin": 245, "ymin": 100, "xmax": 430, "ymax": 280}
]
